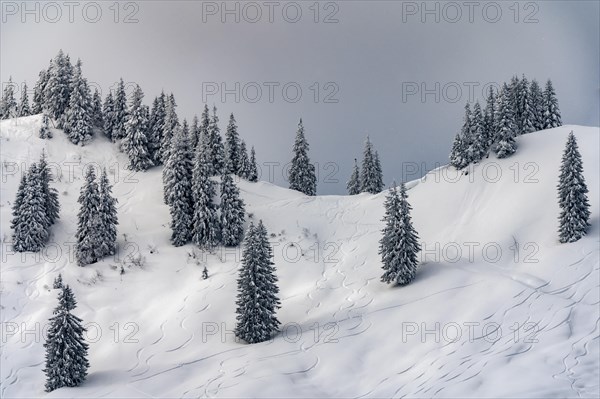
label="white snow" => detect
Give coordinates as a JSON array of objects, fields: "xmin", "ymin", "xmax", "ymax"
[{"xmin": 1, "ymin": 115, "xmax": 598, "ymax": 397}]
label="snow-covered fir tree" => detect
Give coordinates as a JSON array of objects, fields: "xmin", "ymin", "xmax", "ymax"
[
  {"xmin": 494, "ymin": 84, "xmax": 517, "ymax": 158},
  {"xmin": 159, "ymin": 93, "xmax": 179, "ymax": 163},
  {"xmin": 467, "ymin": 102, "xmax": 487, "ymax": 162},
  {"xmin": 98, "ymin": 168, "xmax": 118, "ymax": 257},
  {"xmin": 38, "ymin": 152, "xmax": 60, "ymax": 225},
  {"xmin": 542, "ymin": 79, "xmax": 562, "ymax": 129},
  {"xmin": 18, "ymin": 83, "xmax": 31, "ymax": 117},
  {"xmin": 449, "ymin": 132, "xmax": 465, "ymax": 169},
  {"xmin": 483, "ymin": 85, "xmax": 496, "ymax": 150},
  {"xmin": 360, "ymin": 136, "xmax": 384, "ymax": 193},
  {"xmin": 191, "ymin": 148, "xmax": 220, "ymax": 248},
  {"xmin": 123, "ymin": 85, "xmax": 154, "ymax": 171},
  {"xmin": 224, "ymin": 113, "xmax": 241, "ymax": 174},
  {"xmin": 220, "ymin": 173, "xmax": 246, "ymax": 246},
  {"xmin": 558, "ymin": 132, "xmax": 591, "ymax": 243},
  {"xmin": 91, "ymin": 89, "xmax": 103, "ymax": 130},
  {"xmin": 63, "ymin": 60, "xmax": 92, "ymax": 146},
  {"xmin": 235, "ymin": 221, "xmax": 281, "ymax": 344},
  {"xmin": 148, "ymin": 92, "xmax": 166, "ymax": 164},
  {"xmin": 75, "ymin": 166, "xmax": 102, "ymax": 265},
  {"xmin": 206, "ymin": 106, "xmax": 225, "ymax": 176},
  {"xmin": 248, "ymin": 146, "xmax": 259, "ymax": 182},
  {"xmin": 288, "ymin": 119, "xmax": 317, "ymax": 196},
  {"xmin": 347, "ymin": 158, "xmax": 361, "ymax": 195},
  {"xmin": 43, "ymin": 285, "xmax": 89, "ymax": 392},
  {"xmin": 32, "ymin": 67, "xmax": 50, "ymax": 114},
  {"xmin": 165, "ymin": 127, "xmax": 194, "ymax": 246},
  {"xmin": 0, "ymin": 77, "xmax": 17, "ymax": 119},
  {"xmin": 190, "ymin": 114, "xmax": 201, "ymax": 150},
  {"xmin": 10, "ymin": 173, "xmax": 27, "ymax": 232},
  {"xmin": 238, "ymin": 140, "xmax": 250, "ymax": 179},
  {"xmin": 519, "ymin": 76, "xmax": 535, "ymax": 134},
  {"xmin": 508, "ymin": 75, "xmax": 522, "ymax": 133},
  {"xmin": 39, "ymin": 113, "xmax": 52, "ymax": 139},
  {"xmin": 529, "ymin": 79, "xmax": 545, "ymax": 131},
  {"xmin": 12, "ymin": 164, "xmax": 50, "ymax": 252},
  {"xmin": 102, "ymin": 92, "xmax": 115, "ymax": 141},
  {"xmin": 374, "ymin": 151, "xmax": 385, "ymax": 190},
  {"xmin": 44, "ymin": 50, "xmax": 73, "ymax": 123},
  {"xmin": 111, "ymin": 78, "xmax": 129, "ymax": 141},
  {"xmin": 379, "ymin": 183, "xmax": 420, "ymax": 285},
  {"xmin": 53, "ymin": 273, "xmax": 63, "ymax": 289}
]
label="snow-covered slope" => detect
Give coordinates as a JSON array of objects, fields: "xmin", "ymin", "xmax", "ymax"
[{"xmin": 1, "ymin": 115, "xmax": 598, "ymax": 398}]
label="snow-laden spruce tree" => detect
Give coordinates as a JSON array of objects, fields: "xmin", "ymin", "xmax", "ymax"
[
  {"xmin": 543, "ymin": 79, "xmax": 562, "ymax": 129},
  {"xmin": 467, "ymin": 102, "xmax": 487, "ymax": 163},
  {"xmin": 165, "ymin": 126, "xmax": 194, "ymax": 246},
  {"xmin": 44, "ymin": 50, "xmax": 72, "ymax": 123},
  {"xmin": 98, "ymin": 168, "xmax": 118, "ymax": 257},
  {"xmin": 191, "ymin": 148, "xmax": 220, "ymax": 248},
  {"xmin": 18, "ymin": 83, "xmax": 31, "ymax": 117},
  {"xmin": 91, "ymin": 89, "xmax": 103, "ymax": 130},
  {"xmin": 32, "ymin": 67, "xmax": 50, "ymax": 115},
  {"xmin": 207, "ymin": 106, "xmax": 225, "ymax": 176},
  {"xmin": 519, "ymin": 76, "xmax": 535, "ymax": 134},
  {"xmin": 248, "ymin": 146, "xmax": 259, "ymax": 182},
  {"xmin": 235, "ymin": 220, "xmax": 281, "ymax": 343},
  {"xmin": 494, "ymin": 84, "xmax": 517, "ymax": 158},
  {"xmin": 449, "ymin": 133, "xmax": 466, "ymax": 169},
  {"xmin": 63, "ymin": 60, "xmax": 92, "ymax": 146},
  {"xmin": 558, "ymin": 132, "xmax": 591, "ymax": 243},
  {"xmin": 12, "ymin": 164, "xmax": 50, "ymax": 252},
  {"xmin": 123, "ymin": 85, "xmax": 154, "ymax": 171},
  {"xmin": 111, "ymin": 78, "xmax": 129, "ymax": 141},
  {"xmin": 75, "ymin": 166, "xmax": 102, "ymax": 265},
  {"xmin": 220, "ymin": 173, "xmax": 246, "ymax": 246},
  {"xmin": 289, "ymin": 119, "xmax": 317, "ymax": 195},
  {"xmin": 190, "ymin": 114, "xmax": 201, "ymax": 150},
  {"xmin": 10, "ymin": 173, "xmax": 27, "ymax": 232},
  {"xmin": 379, "ymin": 183, "xmax": 421, "ymax": 285},
  {"xmin": 483, "ymin": 86, "xmax": 496, "ymax": 149},
  {"xmin": 529, "ymin": 79, "xmax": 545, "ymax": 131},
  {"xmin": 347, "ymin": 158, "xmax": 361, "ymax": 195},
  {"xmin": 148, "ymin": 92, "xmax": 166, "ymax": 164},
  {"xmin": 360, "ymin": 136, "xmax": 384, "ymax": 193},
  {"xmin": 102, "ymin": 92, "xmax": 115, "ymax": 141},
  {"xmin": 160, "ymin": 93, "xmax": 179, "ymax": 163},
  {"xmin": 0, "ymin": 77, "xmax": 17, "ymax": 119},
  {"xmin": 53, "ymin": 273, "xmax": 63, "ymax": 289},
  {"xmin": 44, "ymin": 285, "xmax": 89, "ymax": 392},
  {"xmin": 225, "ymin": 113, "xmax": 241, "ymax": 174},
  {"xmin": 39, "ymin": 113, "xmax": 52, "ymax": 139},
  {"xmin": 508, "ymin": 75, "xmax": 522, "ymax": 132},
  {"xmin": 238, "ymin": 140, "xmax": 250, "ymax": 179},
  {"xmin": 38, "ymin": 152, "xmax": 60, "ymax": 225}
]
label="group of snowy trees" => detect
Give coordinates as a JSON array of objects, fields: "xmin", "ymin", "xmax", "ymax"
[
  {"xmin": 11, "ymin": 153, "xmax": 60, "ymax": 252},
  {"xmin": 450, "ymin": 76, "xmax": 562, "ymax": 168},
  {"xmin": 163, "ymin": 108, "xmax": 253, "ymax": 248},
  {"xmin": 0, "ymin": 77, "xmax": 31, "ymax": 119},
  {"xmin": 44, "ymin": 281, "xmax": 89, "ymax": 392},
  {"xmin": 347, "ymin": 136, "xmax": 385, "ymax": 195},
  {"xmin": 75, "ymin": 166, "xmax": 118, "ymax": 266}
]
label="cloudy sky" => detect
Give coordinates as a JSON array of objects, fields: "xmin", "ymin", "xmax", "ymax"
[{"xmin": 2, "ymin": 1, "xmax": 598, "ymax": 194}]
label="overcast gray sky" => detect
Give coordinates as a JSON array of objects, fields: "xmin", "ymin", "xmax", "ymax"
[{"xmin": 2, "ymin": 0, "xmax": 599, "ymax": 194}]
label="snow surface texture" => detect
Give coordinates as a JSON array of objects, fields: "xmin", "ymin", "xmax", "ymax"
[{"xmin": 1, "ymin": 115, "xmax": 599, "ymax": 398}]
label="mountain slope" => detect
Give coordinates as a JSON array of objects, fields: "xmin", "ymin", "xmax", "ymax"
[{"xmin": 1, "ymin": 115, "xmax": 598, "ymax": 398}]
